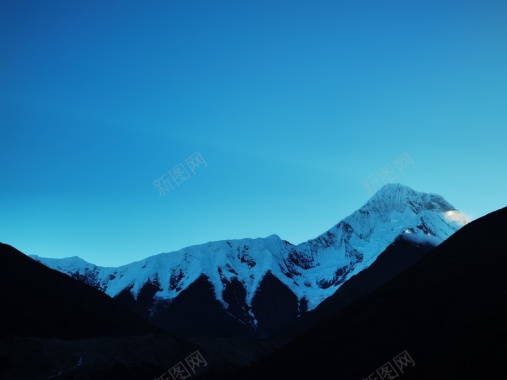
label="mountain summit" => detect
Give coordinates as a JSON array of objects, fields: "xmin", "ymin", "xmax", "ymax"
[
  {"xmin": 365, "ymin": 183, "xmax": 454, "ymax": 214},
  {"xmin": 31, "ymin": 184, "xmax": 467, "ymax": 338}
]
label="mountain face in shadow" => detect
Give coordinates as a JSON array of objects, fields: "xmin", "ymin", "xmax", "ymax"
[
  {"xmin": 282, "ymin": 235, "xmax": 436, "ymax": 338},
  {"xmin": 0, "ymin": 242, "xmax": 160, "ymax": 340},
  {"xmin": 199, "ymin": 206, "xmax": 507, "ymax": 379}
]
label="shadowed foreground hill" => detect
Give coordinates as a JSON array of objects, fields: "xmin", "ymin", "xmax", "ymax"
[
  {"xmin": 199, "ymin": 206, "xmax": 507, "ymax": 380},
  {"xmin": 0, "ymin": 242, "xmax": 160, "ymax": 339},
  {"xmin": 0, "ymin": 243, "xmax": 274, "ymax": 380}
]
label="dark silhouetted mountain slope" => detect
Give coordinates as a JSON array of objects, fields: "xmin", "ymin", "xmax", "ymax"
[
  {"xmin": 0, "ymin": 242, "xmax": 160, "ymax": 339},
  {"xmin": 283, "ymin": 235, "xmax": 436, "ymax": 338},
  {"xmin": 199, "ymin": 206, "xmax": 507, "ymax": 379}
]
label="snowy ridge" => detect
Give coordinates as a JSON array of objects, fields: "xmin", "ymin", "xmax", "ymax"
[{"xmin": 30, "ymin": 184, "xmax": 468, "ymax": 312}]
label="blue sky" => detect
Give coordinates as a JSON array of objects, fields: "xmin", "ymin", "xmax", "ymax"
[{"xmin": 1, "ymin": 0, "xmax": 506, "ymax": 266}]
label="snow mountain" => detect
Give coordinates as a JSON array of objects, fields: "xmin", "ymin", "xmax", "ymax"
[{"xmin": 31, "ymin": 184, "xmax": 468, "ymax": 338}]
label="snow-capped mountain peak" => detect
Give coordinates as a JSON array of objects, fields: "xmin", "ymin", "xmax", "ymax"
[
  {"xmin": 30, "ymin": 184, "xmax": 467, "ymax": 335},
  {"xmin": 281, "ymin": 183, "xmax": 466, "ymax": 308},
  {"xmin": 362, "ymin": 183, "xmax": 455, "ymax": 216}
]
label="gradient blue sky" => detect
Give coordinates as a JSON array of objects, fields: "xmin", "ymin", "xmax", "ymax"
[{"xmin": 1, "ymin": 0, "xmax": 506, "ymax": 266}]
